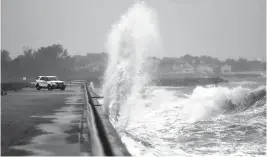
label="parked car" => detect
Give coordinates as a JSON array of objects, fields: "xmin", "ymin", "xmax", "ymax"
[{"xmin": 35, "ymin": 76, "xmax": 66, "ymax": 90}]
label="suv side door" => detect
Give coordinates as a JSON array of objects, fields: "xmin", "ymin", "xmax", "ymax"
[
  {"xmin": 44, "ymin": 77, "xmax": 49, "ymax": 87},
  {"xmin": 39, "ymin": 77, "xmax": 46, "ymax": 87}
]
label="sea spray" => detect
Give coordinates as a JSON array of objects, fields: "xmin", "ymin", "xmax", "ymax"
[
  {"xmin": 101, "ymin": 1, "xmax": 161, "ymax": 130},
  {"xmin": 98, "ymin": 2, "xmax": 266, "ymax": 154}
]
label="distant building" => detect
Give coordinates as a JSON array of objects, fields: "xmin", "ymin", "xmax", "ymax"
[
  {"xmin": 182, "ymin": 62, "xmax": 195, "ymax": 73},
  {"xmin": 173, "ymin": 62, "xmax": 195, "ymax": 73},
  {"xmin": 221, "ymin": 65, "xmax": 231, "ymax": 73},
  {"xmin": 196, "ymin": 64, "xmax": 214, "ymax": 74}
]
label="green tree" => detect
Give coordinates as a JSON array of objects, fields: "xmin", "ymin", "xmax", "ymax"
[{"xmin": 1, "ymin": 49, "xmax": 11, "ymax": 62}]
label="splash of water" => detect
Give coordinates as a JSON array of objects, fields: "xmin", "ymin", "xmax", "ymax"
[
  {"xmin": 101, "ymin": 1, "xmax": 161, "ymax": 130},
  {"xmin": 128, "ymin": 85, "xmax": 266, "ymax": 125},
  {"xmin": 121, "ymin": 85, "xmax": 266, "ymax": 156}
]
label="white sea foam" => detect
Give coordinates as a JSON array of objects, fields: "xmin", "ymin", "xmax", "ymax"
[
  {"xmin": 121, "ymin": 85, "xmax": 265, "ymax": 156},
  {"xmin": 101, "ymin": 1, "xmax": 161, "ymax": 130}
]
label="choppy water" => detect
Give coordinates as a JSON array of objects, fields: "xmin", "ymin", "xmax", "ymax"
[
  {"xmin": 101, "ymin": 1, "xmax": 266, "ymax": 156},
  {"xmin": 100, "ymin": 78, "xmax": 266, "ymax": 156},
  {"xmin": 118, "ymin": 81, "xmax": 266, "ymax": 156}
]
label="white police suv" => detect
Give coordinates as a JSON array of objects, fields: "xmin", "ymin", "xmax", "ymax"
[{"xmin": 35, "ymin": 76, "xmax": 66, "ymax": 90}]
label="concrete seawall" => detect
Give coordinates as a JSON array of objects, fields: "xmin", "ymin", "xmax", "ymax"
[{"xmin": 82, "ymin": 82, "xmax": 131, "ymax": 156}]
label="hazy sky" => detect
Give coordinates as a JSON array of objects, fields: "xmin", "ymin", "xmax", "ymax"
[{"xmin": 2, "ymin": 0, "xmax": 266, "ymax": 60}]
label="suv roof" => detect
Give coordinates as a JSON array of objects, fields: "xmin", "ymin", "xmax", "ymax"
[{"xmin": 38, "ymin": 76, "xmax": 57, "ymax": 77}]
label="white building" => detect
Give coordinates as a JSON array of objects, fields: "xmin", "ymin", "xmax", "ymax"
[
  {"xmin": 173, "ymin": 62, "xmax": 195, "ymax": 73},
  {"xmin": 196, "ymin": 65, "xmax": 214, "ymax": 74},
  {"xmin": 221, "ymin": 65, "xmax": 231, "ymax": 73}
]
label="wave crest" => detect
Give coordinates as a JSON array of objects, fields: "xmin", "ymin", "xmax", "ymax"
[
  {"xmin": 101, "ymin": 1, "xmax": 161, "ymax": 130},
  {"xmin": 128, "ymin": 85, "xmax": 266, "ymax": 124}
]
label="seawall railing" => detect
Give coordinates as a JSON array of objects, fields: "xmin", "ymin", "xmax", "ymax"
[{"xmin": 82, "ymin": 81, "xmax": 131, "ymax": 156}]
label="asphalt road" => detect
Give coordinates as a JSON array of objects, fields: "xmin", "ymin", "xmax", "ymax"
[{"xmin": 1, "ymin": 85, "xmax": 86, "ymax": 156}]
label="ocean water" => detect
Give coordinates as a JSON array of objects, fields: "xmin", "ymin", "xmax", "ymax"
[
  {"xmin": 118, "ymin": 80, "xmax": 266, "ymax": 156},
  {"xmin": 100, "ymin": 1, "xmax": 266, "ymax": 156}
]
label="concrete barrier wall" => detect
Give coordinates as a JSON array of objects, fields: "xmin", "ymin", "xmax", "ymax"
[
  {"xmin": 84, "ymin": 82, "xmax": 131, "ymax": 156},
  {"xmin": 83, "ymin": 83, "xmax": 105, "ymax": 155}
]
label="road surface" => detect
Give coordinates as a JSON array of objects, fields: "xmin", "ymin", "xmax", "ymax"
[{"xmin": 1, "ymin": 85, "xmax": 88, "ymax": 156}]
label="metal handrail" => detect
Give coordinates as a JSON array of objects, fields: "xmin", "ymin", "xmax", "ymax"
[
  {"xmin": 83, "ymin": 82, "xmax": 105, "ymax": 155},
  {"xmin": 83, "ymin": 81, "xmax": 131, "ymax": 156}
]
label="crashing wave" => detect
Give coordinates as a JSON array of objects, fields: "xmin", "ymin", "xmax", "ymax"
[
  {"xmin": 101, "ymin": 1, "xmax": 161, "ymax": 129},
  {"xmin": 182, "ymin": 85, "xmax": 266, "ymax": 122},
  {"xmin": 224, "ymin": 86, "xmax": 266, "ymax": 113},
  {"xmin": 131, "ymin": 85, "xmax": 266, "ymax": 123}
]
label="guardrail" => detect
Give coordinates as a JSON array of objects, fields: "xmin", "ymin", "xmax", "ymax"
[{"xmin": 82, "ymin": 81, "xmax": 131, "ymax": 156}]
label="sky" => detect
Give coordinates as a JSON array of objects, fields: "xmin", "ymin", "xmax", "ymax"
[{"xmin": 1, "ymin": 0, "xmax": 266, "ymax": 60}]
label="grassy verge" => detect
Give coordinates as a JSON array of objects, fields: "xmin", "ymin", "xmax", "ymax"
[{"xmin": 1, "ymin": 82, "xmax": 35, "ymax": 92}]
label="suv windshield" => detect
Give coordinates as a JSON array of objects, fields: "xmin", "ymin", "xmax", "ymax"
[{"xmin": 47, "ymin": 77, "xmax": 58, "ymax": 81}]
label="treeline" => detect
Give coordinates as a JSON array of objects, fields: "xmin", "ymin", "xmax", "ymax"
[
  {"xmin": 1, "ymin": 44, "xmax": 107, "ymax": 82},
  {"xmin": 1, "ymin": 44, "xmax": 266, "ymax": 82}
]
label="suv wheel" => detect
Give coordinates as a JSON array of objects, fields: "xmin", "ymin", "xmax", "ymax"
[
  {"xmin": 47, "ymin": 84, "xmax": 53, "ymax": 90},
  {"xmin": 60, "ymin": 87, "xmax": 65, "ymax": 90},
  {"xmin": 36, "ymin": 84, "xmax": 41, "ymax": 90}
]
